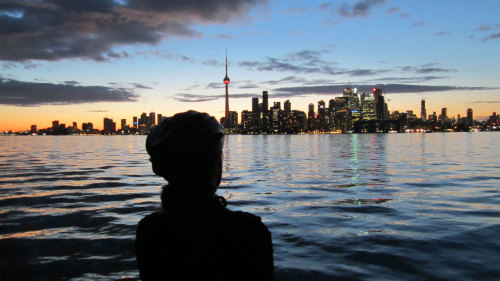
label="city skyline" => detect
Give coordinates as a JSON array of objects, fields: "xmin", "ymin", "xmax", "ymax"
[
  {"xmin": 13, "ymin": 88, "xmax": 498, "ymax": 133},
  {"xmin": 1, "ymin": 0, "xmax": 499, "ymax": 131}
]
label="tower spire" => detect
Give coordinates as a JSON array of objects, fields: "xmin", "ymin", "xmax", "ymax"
[{"xmin": 223, "ymin": 51, "xmax": 231, "ymax": 128}]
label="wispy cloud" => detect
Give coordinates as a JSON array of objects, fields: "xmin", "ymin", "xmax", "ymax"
[
  {"xmin": 385, "ymin": 7, "xmax": 399, "ymax": 14},
  {"xmin": 436, "ymin": 31, "xmax": 452, "ymax": 36},
  {"xmin": 475, "ymin": 23, "xmax": 500, "ymax": 32},
  {"xmin": 400, "ymin": 63, "xmax": 456, "ymax": 74},
  {"xmin": 173, "ymin": 93, "xmax": 258, "ymax": 103},
  {"xmin": 238, "ymin": 49, "xmax": 391, "ymax": 76},
  {"xmin": 274, "ymin": 84, "xmax": 494, "ymax": 96},
  {"xmin": 135, "ymin": 50, "xmax": 195, "ymax": 62},
  {"xmin": 280, "ymin": 7, "xmax": 308, "ymax": 15},
  {"xmin": 337, "ymin": 0, "xmax": 386, "ymax": 18},
  {"xmin": 0, "ymin": 78, "xmax": 139, "ymax": 106},
  {"xmin": 0, "ymin": 0, "xmax": 268, "ymax": 61},
  {"xmin": 482, "ymin": 33, "xmax": 500, "ymax": 42},
  {"xmin": 173, "ymin": 81, "xmax": 495, "ymax": 103},
  {"xmin": 412, "ymin": 21, "xmax": 427, "ymax": 27},
  {"xmin": 471, "ymin": 100, "xmax": 500, "ymax": 104}
]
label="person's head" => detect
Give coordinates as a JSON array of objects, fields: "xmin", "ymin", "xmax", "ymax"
[{"xmin": 146, "ymin": 110, "xmax": 224, "ymax": 196}]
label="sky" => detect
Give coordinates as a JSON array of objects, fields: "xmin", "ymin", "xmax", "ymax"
[{"xmin": 1, "ymin": 0, "xmax": 499, "ymax": 131}]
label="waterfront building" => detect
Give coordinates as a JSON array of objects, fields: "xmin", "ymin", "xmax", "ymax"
[{"xmin": 103, "ymin": 118, "xmax": 116, "ymax": 133}]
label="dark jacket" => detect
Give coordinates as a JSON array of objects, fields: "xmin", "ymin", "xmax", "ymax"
[{"xmin": 136, "ymin": 195, "xmax": 273, "ymax": 281}]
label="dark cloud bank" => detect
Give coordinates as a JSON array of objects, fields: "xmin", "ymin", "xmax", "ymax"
[
  {"xmin": 0, "ymin": 78, "xmax": 139, "ymax": 106},
  {"xmin": 0, "ymin": 0, "xmax": 267, "ymax": 61},
  {"xmin": 174, "ymin": 84, "xmax": 493, "ymax": 103}
]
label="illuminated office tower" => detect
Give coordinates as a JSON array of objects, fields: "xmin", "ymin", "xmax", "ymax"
[
  {"xmin": 240, "ymin": 110, "xmax": 252, "ymax": 132},
  {"xmin": 343, "ymin": 87, "xmax": 353, "ymax": 98},
  {"xmin": 228, "ymin": 111, "xmax": 238, "ymax": 128},
  {"xmin": 133, "ymin": 116, "xmax": 138, "ymax": 128},
  {"xmin": 121, "ymin": 119, "xmax": 127, "ymax": 130},
  {"xmin": 372, "ymin": 88, "xmax": 382, "ymax": 100},
  {"xmin": 72, "ymin": 122, "xmax": 77, "ymax": 129},
  {"xmin": 362, "ymin": 95, "xmax": 376, "ymax": 120},
  {"xmin": 421, "ymin": 100, "xmax": 427, "ymax": 121},
  {"xmin": 157, "ymin": 114, "xmax": 162, "ymax": 124}
]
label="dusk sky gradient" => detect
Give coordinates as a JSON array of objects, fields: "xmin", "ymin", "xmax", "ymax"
[{"xmin": 1, "ymin": 0, "xmax": 499, "ymax": 131}]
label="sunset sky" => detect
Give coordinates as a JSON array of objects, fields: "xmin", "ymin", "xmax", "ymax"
[{"xmin": 1, "ymin": 0, "xmax": 499, "ymax": 131}]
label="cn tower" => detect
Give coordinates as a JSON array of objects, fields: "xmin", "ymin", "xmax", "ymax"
[{"xmin": 223, "ymin": 53, "xmax": 230, "ymax": 127}]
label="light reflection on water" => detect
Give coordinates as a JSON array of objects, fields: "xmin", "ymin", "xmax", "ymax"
[{"xmin": 0, "ymin": 133, "xmax": 499, "ymax": 280}]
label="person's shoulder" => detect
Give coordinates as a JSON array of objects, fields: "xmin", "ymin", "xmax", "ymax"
[
  {"xmin": 223, "ymin": 209, "xmax": 269, "ymax": 231},
  {"xmin": 138, "ymin": 210, "xmax": 168, "ymax": 227},
  {"xmin": 228, "ymin": 209, "xmax": 262, "ymax": 223}
]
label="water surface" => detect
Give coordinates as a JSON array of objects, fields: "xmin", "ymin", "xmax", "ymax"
[{"xmin": 1, "ymin": 133, "xmax": 499, "ymax": 280}]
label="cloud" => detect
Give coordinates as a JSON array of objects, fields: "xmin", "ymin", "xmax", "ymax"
[
  {"xmin": 173, "ymin": 92, "xmax": 258, "ymax": 102},
  {"xmin": 0, "ymin": 78, "xmax": 139, "ymax": 106},
  {"xmin": 173, "ymin": 80, "xmax": 495, "ymax": 103},
  {"xmin": 400, "ymin": 64, "xmax": 456, "ymax": 74},
  {"xmin": 135, "ymin": 50, "xmax": 195, "ymax": 62},
  {"xmin": 370, "ymin": 76, "xmax": 448, "ymax": 83},
  {"xmin": 482, "ymin": 33, "xmax": 500, "ymax": 42},
  {"xmin": 475, "ymin": 23, "xmax": 500, "ymax": 32},
  {"xmin": 436, "ymin": 31, "xmax": 451, "ymax": 36},
  {"xmin": 338, "ymin": 0, "xmax": 385, "ymax": 18},
  {"xmin": 202, "ymin": 59, "xmax": 224, "ymax": 67},
  {"xmin": 0, "ymin": 0, "xmax": 267, "ymax": 61},
  {"xmin": 400, "ymin": 13, "xmax": 410, "ymax": 18},
  {"xmin": 215, "ymin": 34, "xmax": 234, "ymax": 39},
  {"xmin": 412, "ymin": 21, "xmax": 427, "ymax": 27},
  {"xmin": 280, "ymin": 7, "xmax": 308, "ymax": 15},
  {"xmin": 471, "ymin": 101, "xmax": 500, "ymax": 104},
  {"xmin": 274, "ymin": 84, "xmax": 494, "ymax": 96},
  {"xmin": 239, "ymin": 49, "xmax": 389, "ymax": 76},
  {"xmin": 385, "ymin": 7, "xmax": 399, "ymax": 14}
]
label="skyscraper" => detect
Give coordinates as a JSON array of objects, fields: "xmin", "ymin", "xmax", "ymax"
[
  {"xmin": 262, "ymin": 91, "xmax": 269, "ymax": 113},
  {"xmin": 223, "ymin": 53, "xmax": 230, "ymax": 127},
  {"xmin": 284, "ymin": 100, "xmax": 291, "ymax": 113},
  {"xmin": 252, "ymin": 97, "xmax": 259, "ymax": 113},
  {"xmin": 467, "ymin": 108, "xmax": 473, "ymax": 125},
  {"xmin": 103, "ymin": 118, "xmax": 116, "ymax": 133},
  {"xmin": 421, "ymin": 99, "xmax": 427, "ymax": 121}
]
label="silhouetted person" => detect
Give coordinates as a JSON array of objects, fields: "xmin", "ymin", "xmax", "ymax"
[{"xmin": 136, "ymin": 110, "xmax": 273, "ymax": 281}]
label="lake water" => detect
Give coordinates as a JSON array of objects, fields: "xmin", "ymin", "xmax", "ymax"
[{"xmin": 0, "ymin": 133, "xmax": 499, "ymax": 280}]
